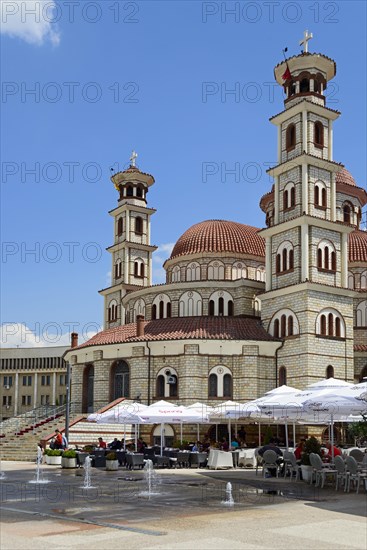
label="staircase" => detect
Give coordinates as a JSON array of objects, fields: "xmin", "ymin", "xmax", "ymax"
[{"xmin": 0, "ymin": 406, "xmax": 66, "ymax": 461}]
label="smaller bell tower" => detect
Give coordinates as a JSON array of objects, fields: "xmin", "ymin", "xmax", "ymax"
[{"xmin": 99, "ymin": 152, "xmax": 157, "ymax": 328}]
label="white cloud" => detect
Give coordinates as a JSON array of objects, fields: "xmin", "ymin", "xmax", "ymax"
[
  {"xmin": 152, "ymin": 242, "xmax": 174, "ymax": 284},
  {"xmin": 1, "ymin": 0, "xmax": 61, "ymax": 46},
  {"xmin": 0, "ymin": 323, "xmax": 99, "ymax": 348}
]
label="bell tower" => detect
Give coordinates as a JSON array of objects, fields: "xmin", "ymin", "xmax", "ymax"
[
  {"xmin": 99, "ymin": 152, "xmax": 157, "ymax": 328},
  {"xmin": 259, "ymin": 33, "xmax": 355, "ymax": 387}
]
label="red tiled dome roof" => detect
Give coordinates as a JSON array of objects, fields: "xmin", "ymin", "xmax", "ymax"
[
  {"xmin": 349, "ymin": 230, "xmax": 367, "ymax": 263},
  {"xmin": 170, "ymin": 220, "xmax": 265, "ymax": 260},
  {"xmin": 336, "ymin": 167, "xmax": 356, "ymax": 187}
]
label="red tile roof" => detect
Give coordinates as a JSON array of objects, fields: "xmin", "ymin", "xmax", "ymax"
[
  {"xmin": 169, "ymin": 220, "xmax": 265, "ymax": 260},
  {"xmin": 75, "ymin": 317, "xmax": 278, "ymax": 350},
  {"xmin": 354, "ymin": 345, "xmax": 367, "ymax": 352},
  {"xmin": 336, "ymin": 167, "xmax": 356, "ymax": 187},
  {"xmin": 349, "ymin": 230, "xmax": 367, "ymax": 263}
]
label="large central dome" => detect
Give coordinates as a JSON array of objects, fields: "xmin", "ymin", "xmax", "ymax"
[{"xmin": 169, "ymin": 220, "xmax": 265, "ymax": 260}]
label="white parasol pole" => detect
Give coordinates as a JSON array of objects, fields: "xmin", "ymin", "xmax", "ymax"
[
  {"xmin": 285, "ymin": 420, "xmax": 289, "ymax": 451},
  {"xmin": 123, "ymin": 423, "xmax": 126, "ymax": 450},
  {"xmin": 292, "ymin": 422, "xmax": 296, "ymax": 448},
  {"xmin": 180, "ymin": 422, "xmax": 183, "ymax": 443},
  {"xmin": 331, "ymin": 413, "xmax": 334, "ymax": 462},
  {"xmin": 197, "ymin": 423, "xmax": 200, "ymax": 441},
  {"xmin": 258, "ymin": 422, "xmax": 261, "ymax": 445},
  {"xmin": 160, "ymin": 423, "xmax": 164, "ymax": 455}
]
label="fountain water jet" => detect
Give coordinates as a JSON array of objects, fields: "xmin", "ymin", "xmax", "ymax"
[
  {"xmin": 82, "ymin": 455, "xmax": 96, "ymax": 489},
  {"xmin": 140, "ymin": 459, "xmax": 160, "ymax": 498},
  {"xmin": 221, "ymin": 481, "xmax": 234, "ymax": 507},
  {"xmin": 29, "ymin": 446, "xmax": 50, "ymax": 484}
]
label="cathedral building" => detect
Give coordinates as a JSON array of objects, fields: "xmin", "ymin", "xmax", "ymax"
[{"xmin": 65, "ymin": 42, "xmax": 367, "ymax": 422}]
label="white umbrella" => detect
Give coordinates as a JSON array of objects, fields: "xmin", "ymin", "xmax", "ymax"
[{"xmin": 138, "ymin": 400, "xmax": 210, "ymax": 454}]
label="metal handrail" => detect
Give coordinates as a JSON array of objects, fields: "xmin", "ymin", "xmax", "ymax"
[{"xmin": 0, "ymin": 404, "xmax": 66, "ymax": 435}]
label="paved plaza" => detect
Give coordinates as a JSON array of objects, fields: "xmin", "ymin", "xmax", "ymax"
[{"xmin": 0, "ymin": 461, "xmax": 366, "ymax": 549}]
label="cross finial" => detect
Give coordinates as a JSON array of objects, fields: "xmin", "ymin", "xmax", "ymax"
[
  {"xmin": 299, "ymin": 30, "xmax": 313, "ymax": 53},
  {"xmin": 130, "ymin": 150, "xmax": 138, "ymax": 167}
]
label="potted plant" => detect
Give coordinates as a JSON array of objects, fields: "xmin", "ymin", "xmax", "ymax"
[
  {"xmin": 61, "ymin": 449, "xmax": 77, "ymax": 469},
  {"xmin": 300, "ymin": 436, "xmax": 322, "ymax": 482},
  {"xmin": 44, "ymin": 448, "xmax": 62, "ymax": 465},
  {"xmin": 106, "ymin": 451, "xmax": 119, "ymax": 471}
]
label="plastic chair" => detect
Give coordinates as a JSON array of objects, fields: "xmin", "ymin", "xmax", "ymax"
[
  {"xmin": 345, "ymin": 456, "xmax": 367, "ymax": 493},
  {"xmin": 262, "ymin": 450, "xmax": 281, "ymax": 478},
  {"xmin": 334, "ymin": 455, "xmax": 347, "ymax": 491},
  {"xmin": 311, "ymin": 453, "xmax": 337, "ymax": 488},
  {"xmin": 283, "ymin": 451, "xmax": 300, "ymax": 481},
  {"xmin": 255, "ymin": 449, "xmax": 263, "ymax": 476},
  {"xmin": 349, "ymin": 449, "xmax": 364, "ymax": 463}
]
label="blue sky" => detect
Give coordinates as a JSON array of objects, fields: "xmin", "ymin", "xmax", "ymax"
[{"xmin": 1, "ymin": 0, "xmax": 366, "ymax": 346}]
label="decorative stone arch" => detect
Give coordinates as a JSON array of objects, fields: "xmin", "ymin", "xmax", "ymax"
[
  {"xmin": 269, "ymin": 308, "xmax": 300, "ymax": 338},
  {"xmin": 155, "ymin": 366, "xmax": 178, "ymax": 398},
  {"xmin": 82, "ymin": 364, "xmax": 94, "ymax": 413},
  {"xmin": 110, "ymin": 360, "xmax": 130, "ymax": 401},
  {"xmin": 151, "ymin": 293, "xmax": 172, "ymax": 320},
  {"xmin": 360, "ymin": 270, "xmax": 367, "ymax": 289},
  {"xmin": 208, "ymin": 365, "xmax": 232, "ymax": 398},
  {"xmin": 232, "ymin": 261, "xmax": 247, "ymax": 280},
  {"xmin": 348, "ymin": 271, "xmax": 354, "ymax": 289},
  {"xmin": 179, "ymin": 290, "xmax": 202, "ymax": 317},
  {"xmin": 256, "ymin": 266, "xmax": 266, "ymax": 282},
  {"xmin": 314, "ymin": 180, "xmax": 327, "ymax": 208},
  {"xmin": 171, "ymin": 265, "xmax": 181, "ymax": 283},
  {"xmin": 276, "ymin": 241, "xmax": 294, "ymax": 273},
  {"xmin": 208, "ymin": 290, "xmax": 234, "ymax": 316},
  {"xmin": 316, "ymin": 308, "xmax": 345, "ymax": 338},
  {"xmin": 186, "ymin": 262, "xmax": 201, "ymax": 282},
  {"xmin": 283, "ymin": 181, "xmax": 295, "ymax": 210},
  {"xmin": 207, "ymin": 260, "xmax": 225, "ymax": 280},
  {"xmin": 356, "ymin": 300, "xmax": 367, "ymax": 327},
  {"xmin": 108, "ymin": 299, "xmax": 118, "ymax": 322},
  {"xmin": 317, "ymin": 239, "xmax": 336, "ymax": 271}
]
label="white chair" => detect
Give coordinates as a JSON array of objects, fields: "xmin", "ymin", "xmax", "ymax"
[
  {"xmin": 255, "ymin": 448, "xmax": 263, "ymax": 476},
  {"xmin": 261, "ymin": 450, "xmax": 281, "ymax": 478},
  {"xmin": 283, "ymin": 451, "xmax": 300, "ymax": 481},
  {"xmin": 310, "ymin": 453, "xmax": 337, "ymax": 488},
  {"xmin": 345, "ymin": 456, "xmax": 367, "ymax": 493},
  {"xmin": 349, "ymin": 449, "xmax": 364, "ymax": 463},
  {"xmin": 334, "ymin": 455, "xmax": 347, "ymax": 491}
]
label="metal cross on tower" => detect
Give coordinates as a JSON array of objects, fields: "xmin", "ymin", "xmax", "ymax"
[
  {"xmin": 300, "ymin": 30, "xmax": 313, "ymax": 53},
  {"xmin": 130, "ymin": 150, "xmax": 138, "ymax": 167}
]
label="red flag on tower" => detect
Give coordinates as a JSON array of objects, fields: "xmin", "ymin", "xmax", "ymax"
[{"xmin": 281, "ymin": 47, "xmax": 291, "ymax": 81}]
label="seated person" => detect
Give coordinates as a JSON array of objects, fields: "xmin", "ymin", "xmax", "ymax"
[
  {"xmin": 192, "ymin": 441, "xmax": 201, "ymax": 452},
  {"xmin": 109, "ymin": 438, "xmax": 122, "ymax": 450},
  {"xmin": 137, "ymin": 438, "xmax": 147, "ymax": 453},
  {"xmin": 294, "ymin": 439, "xmax": 305, "ymax": 463},
  {"xmin": 324, "ymin": 443, "xmax": 342, "ymax": 461},
  {"xmin": 97, "ymin": 437, "xmax": 107, "ymax": 449}
]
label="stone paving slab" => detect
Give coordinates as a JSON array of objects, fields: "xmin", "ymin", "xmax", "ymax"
[{"xmin": 0, "ymin": 461, "xmax": 366, "ymax": 550}]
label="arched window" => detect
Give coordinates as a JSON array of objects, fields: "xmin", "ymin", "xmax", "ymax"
[
  {"xmin": 209, "ymin": 373, "xmax": 218, "ymax": 397},
  {"xmin": 274, "ymin": 319, "xmax": 280, "ymax": 338},
  {"xmin": 288, "ymin": 81, "xmax": 296, "ymax": 96},
  {"xmin": 135, "ymin": 216, "xmax": 143, "ymax": 234},
  {"xmin": 356, "ymin": 300, "xmax": 367, "ymax": 327},
  {"xmin": 283, "ymin": 182, "xmax": 295, "ymax": 210},
  {"xmin": 361, "ymin": 270, "xmax": 367, "ymax": 289},
  {"xmin": 208, "ymin": 291, "xmax": 234, "ymax": 316},
  {"xmin": 207, "ymin": 261, "xmax": 225, "ymax": 280},
  {"xmin": 279, "ymin": 366, "xmax": 287, "ymax": 386},
  {"xmin": 290, "ymin": 186, "xmax": 295, "ymax": 207},
  {"xmin": 152, "ymin": 304, "xmax": 157, "ymax": 320},
  {"xmin": 314, "ymin": 182, "xmax": 327, "ymax": 209},
  {"xmin": 152, "ymin": 294, "xmax": 171, "ymax": 319},
  {"xmin": 179, "ymin": 290, "xmax": 202, "ymax": 317},
  {"xmin": 331, "ymin": 251, "xmax": 336, "ymax": 271},
  {"xmin": 283, "ymin": 189, "xmax": 289, "ymax": 211},
  {"xmin": 159, "ymin": 300, "xmax": 164, "ymax": 319},
  {"xmin": 232, "ymin": 262, "xmax": 247, "ymax": 280},
  {"xmin": 348, "ymin": 271, "xmax": 354, "ymax": 289},
  {"xmin": 228, "ymin": 300, "xmax": 234, "ymax": 316},
  {"xmin": 134, "ymin": 258, "xmax": 144, "ymax": 279},
  {"xmin": 108, "ymin": 300, "xmax": 118, "ymax": 322},
  {"xmin": 223, "ymin": 374, "xmax": 232, "ymax": 398},
  {"xmin": 115, "ymin": 259, "xmax": 122, "ymax": 279},
  {"xmin": 326, "ymin": 365, "xmax": 334, "ymax": 379},
  {"xmin": 256, "ymin": 267, "xmax": 266, "ymax": 282},
  {"xmin": 276, "ymin": 242, "xmax": 294, "ymax": 273},
  {"xmin": 126, "ymin": 186, "xmax": 133, "ymax": 196},
  {"xmin": 186, "ymin": 262, "xmax": 200, "ymax": 282},
  {"xmin": 286, "ymin": 124, "xmax": 296, "ymax": 150},
  {"xmin": 322, "ymin": 187, "xmax": 327, "ymax": 207},
  {"xmin": 136, "ymin": 186, "xmax": 143, "ymax": 198},
  {"xmin": 117, "ymin": 217, "xmax": 123, "ymax": 236},
  {"xmin": 208, "ymin": 366, "xmax": 232, "ymax": 398},
  {"xmin": 167, "ymin": 302, "xmax": 171, "ymax": 318},
  {"xmin": 300, "ymin": 78, "xmax": 309, "ymax": 93},
  {"xmin": 343, "ymin": 202, "xmax": 353, "ymax": 224},
  {"xmin": 317, "ymin": 240, "xmax": 336, "ymax": 272},
  {"xmin": 133, "ymin": 299, "xmax": 145, "ymax": 322},
  {"xmin": 270, "ymin": 309, "xmax": 300, "ymax": 338},
  {"xmin": 171, "ymin": 266, "xmax": 181, "ymax": 282},
  {"xmin": 316, "ymin": 309, "xmax": 345, "ymax": 338},
  {"xmin": 156, "ymin": 367, "xmax": 178, "ymax": 398},
  {"xmin": 110, "ymin": 361, "xmax": 129, "ymax": 400},
  {"xmin": 156, "ymin": 375, "xmax": 165, "ymax": 397},
  {"xmin": 314, "ymin": 121, "xmax": 324, "ymax": 147},
  {"xmin": 82, "ymin": 364, "xmax": 94, "ymax": 413}
]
